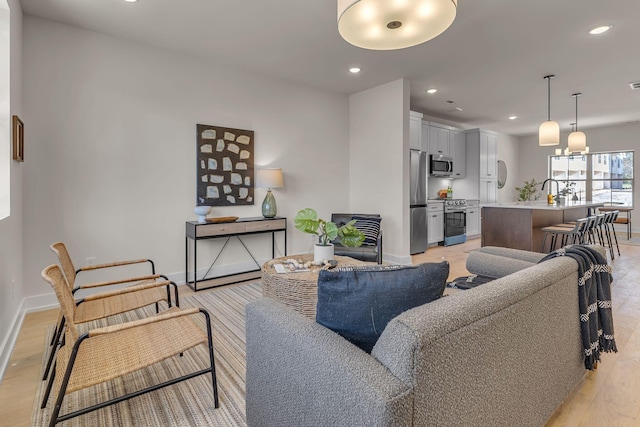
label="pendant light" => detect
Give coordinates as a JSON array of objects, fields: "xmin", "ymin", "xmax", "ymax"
[
  {"xmin": 539, "ymin": 75, "xmax": 560, "ymax": 146},
  {"xmin": 568, "ymin": 93, "xmax": 587, "ymax": 153},
  {"xmin": 337, "ymin": 0, "xmax": 458, "ymax": 50}
]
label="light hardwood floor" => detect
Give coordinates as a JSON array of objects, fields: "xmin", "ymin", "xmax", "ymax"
[{"xmin": 1, "ymin": 238, "xmax": 639, "ymax": 426}]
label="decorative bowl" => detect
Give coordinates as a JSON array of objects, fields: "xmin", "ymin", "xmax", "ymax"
[{"xmin": 194, "ymin": 206, "xmax": 211, "ymax": 223}]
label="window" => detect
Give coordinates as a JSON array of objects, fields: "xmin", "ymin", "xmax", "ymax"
[
  {"xmin": 0, "ymin": 1, "xmax": 10, "ymax": 220},
  {"xmin": 549, "ymin": 150, "xmax": 634, "ymax": 206}
]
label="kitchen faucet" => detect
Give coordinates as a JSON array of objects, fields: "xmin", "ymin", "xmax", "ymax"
[{"xmin": 541, "ymin": 179, "xmax": 560, "ymax": 201}]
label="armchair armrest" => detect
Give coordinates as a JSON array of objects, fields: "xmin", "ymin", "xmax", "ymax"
[
  {"xmin": 75, "ymin": 273, "xmax": 164, "ymax": 290},
  {"xmin": 245, "ymin": 299, "xmax": 411, "ymax": 427},
  {"xmin": 88, "ymin": 307, "xmax": 200, "ymax": 337},
  {"xmin": 77, "ymin": 258, "xmax": 155, "ymax": 274},
  {"xmin": 81, "ymin": 279, "xmax": 172, "ymax": 302}
]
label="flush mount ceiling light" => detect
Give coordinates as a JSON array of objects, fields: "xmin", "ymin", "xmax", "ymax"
[
  {"xmin": 337, "ymin": 0, "xmax": 457, "ymax": 50},
  {"xmin": 349, "ymin": 67, "xmax": 361, "ymax": 73},
  {"xmin": 539, "ymin": 75, "xmax": 560, "ymax": 146},
  {"xmin": 426, "ymin": 89, "xmax": 438, "ymax": 94},
  {"xmin": 508, "ymin": 115, "xmax": 517, "ymax": 120},
  {"xmin": 568, "ymin": 93, "xmax": 587, "ymax": 153},
  {"xmin": 589, "ymin": 25, "xmax": 612, "ymax": 35}
]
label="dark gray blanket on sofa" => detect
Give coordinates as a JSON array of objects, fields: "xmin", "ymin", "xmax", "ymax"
[{"xmin": 540, "ymin": 245, "xmax": 617, "ymax": 370}]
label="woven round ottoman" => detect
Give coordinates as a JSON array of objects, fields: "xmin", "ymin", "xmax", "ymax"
[{"xmin": 261, "ymin": 254, "xmax": 369, "ymax": 319}]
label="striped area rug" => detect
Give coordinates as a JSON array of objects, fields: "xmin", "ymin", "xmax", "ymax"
[{"xmin": 32, "ymin": 282, "xmax": 262, "ymax": 427}]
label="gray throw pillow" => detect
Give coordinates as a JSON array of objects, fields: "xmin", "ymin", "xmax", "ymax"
[{"xmin": 316, "ymin": 262, "xmax": 449, "ymax": 353}]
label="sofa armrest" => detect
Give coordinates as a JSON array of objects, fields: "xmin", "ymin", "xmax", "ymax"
[
  {"xmin": 245, "ymin": 298, "xmax": 412, "ymax": 427},
  {"xmin": 466, "ymin": 251, "xmax": 536, "ymax": 279}
]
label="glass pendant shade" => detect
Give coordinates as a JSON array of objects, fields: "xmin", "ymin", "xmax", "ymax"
[
  {"xmin": 568, "ymin": 131, "xmax": 587, "ymax": 153},
  {"xmin": 539, "ymin": 120, "xmax": 560, "ymax": 146},
  {"xmin": 337, "ymin": 0, "xmax": 457, "ymax": 50}
]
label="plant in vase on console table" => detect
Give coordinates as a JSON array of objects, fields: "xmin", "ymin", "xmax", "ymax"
[{"xmin": 294, "ymin": 208, "xmax": 365, "ymax": 263}]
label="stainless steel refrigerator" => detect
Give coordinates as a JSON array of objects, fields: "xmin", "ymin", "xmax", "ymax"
[{"xmin": 410, "ymin": 149, "xmax": 428, "ymax": 254}]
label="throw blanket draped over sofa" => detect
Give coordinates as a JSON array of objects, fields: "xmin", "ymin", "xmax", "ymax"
[{"xmin": 540, "ymin": 245, "xmax": 617, "ymax": 369}]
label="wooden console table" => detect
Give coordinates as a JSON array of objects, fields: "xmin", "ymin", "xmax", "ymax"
[{"xmin": 185, "ymin": 217, "xmax": 287, "ymax": 291}]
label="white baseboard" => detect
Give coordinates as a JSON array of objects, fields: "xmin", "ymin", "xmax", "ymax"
[{"xmin": 0, "ymin": 299, "xmax": 26, "ymax": 383}]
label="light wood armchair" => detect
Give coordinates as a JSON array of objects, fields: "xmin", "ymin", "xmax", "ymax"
[
  {"xmin": 43, "ymin": 242, "xmax": 178, "ymax": 381},
  {"xmin": 41, "ymin": 264, "xmax": 219, "ymax": 427}
]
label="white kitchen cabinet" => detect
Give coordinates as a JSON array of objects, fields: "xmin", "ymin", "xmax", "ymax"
[
  {"xmin": 410, "ymin": 111, "xmax": 423, "ymax": 150},
  {"xmin": 421, "ymin": 121, "xmax": 430, "ymax": 152},
  {"xmin": 427, "ymin": 203, "xmax": 444, "ymax": 245},
  {"xmin": 480, "ymin": 179, "xmax": 498, "ymax": 204},
  {"xmin": 450, "ymin": 129, "xmax": 466, "ymax": 179},
  {"xmin": 466, "ymin": 200, "xmax": 480, "ymax": 236},
  {"xmin": 479, "ymin": 131, "xmax": 498, "ymax": 179},
  {"xmin": 456, "ymin": 128, "xmax": 498, "ymax": 204},
  {"xmin": 428, "ymin": 124, "xmax": 450, "ymax": 156}
]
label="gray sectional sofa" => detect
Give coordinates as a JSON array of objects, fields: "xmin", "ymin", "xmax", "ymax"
[{"xmin": 246, "ymin": 246, "xmax": 601, "ymax": 427}]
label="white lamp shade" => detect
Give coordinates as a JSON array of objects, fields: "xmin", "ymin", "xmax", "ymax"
[
  {"xmin": 568, "ymin": 131, "xmax": 587, "ymax": 153},
  {"xmin": 255, "ymin": 168, "xmax": 284, "ymax": 189},
  {"xmin": 538, "ymin": 120, "xmax": 560, "ymax": 146},
  {"xmin": 337, "ymin": 0, "xmax": 457, "ymax": 50}
]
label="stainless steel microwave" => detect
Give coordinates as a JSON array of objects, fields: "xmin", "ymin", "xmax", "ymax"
[{"xmin": 430, "ymin": 154, "xmax": 453, "ymax": 177}]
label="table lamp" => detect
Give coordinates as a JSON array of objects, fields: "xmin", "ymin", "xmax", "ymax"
[{"xmin": 256, "ymin": 168, "xmax": 284, "ymax": 218}]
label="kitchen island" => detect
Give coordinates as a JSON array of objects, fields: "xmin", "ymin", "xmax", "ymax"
[{"xmin": 481, "ymin": 201, "xmax": 603, "ymax": 252}]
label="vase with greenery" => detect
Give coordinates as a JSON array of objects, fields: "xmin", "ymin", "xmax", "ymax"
[
  {"xmin": 515, "ymin": 178, "xmax": 541, "ymax": 201},
  {"xmin": 294, "ymin": 208, "xmax": 365, "ymax": 262}
]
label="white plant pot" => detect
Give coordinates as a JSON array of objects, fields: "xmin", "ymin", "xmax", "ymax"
[{"xmin": 314, "ymin": 244, "xmax": 334, "ymax": 263}]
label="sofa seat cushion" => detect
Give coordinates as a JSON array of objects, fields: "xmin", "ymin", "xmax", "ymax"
[{"xmin": 316, "ymin": 262, "xmax": 449, "ymax": 353}]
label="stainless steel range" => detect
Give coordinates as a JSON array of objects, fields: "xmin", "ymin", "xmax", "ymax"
[{"xmin": 443, "ymin": 199, "xmax": 467, "ymax": 246}]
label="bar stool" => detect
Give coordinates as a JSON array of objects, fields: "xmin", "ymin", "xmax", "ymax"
[
  {"xmin": 613, "ymin": 209, "xmax": 632, "ymax": 239},
  {"xmin": 608, "ymin": 210, "xmax": 621, "ymax": 257},
  {"xmin": 541, "ymin": 218, "xmax": 589, "ymax": 253}
]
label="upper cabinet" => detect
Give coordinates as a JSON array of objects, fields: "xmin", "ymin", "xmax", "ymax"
[
  {"xmin": 409, "ymin": 111, "xmax": 423, "ymax": 150},
  {"xmin": 428, "ymin": 124, "xmax": 450, "ymax": 156},
  {"xmin": 479, "ymin": 131, "xmax": 498, "ymax": 179},
  {"xmin": 464, "ymin": 128, "xmax": 498, "ymax": 204},
  {"xmin": 450, "ymin": 129, "xmax": 466, "ymax": 179}
]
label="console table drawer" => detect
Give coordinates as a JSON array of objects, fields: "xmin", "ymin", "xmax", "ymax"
[
  {"xmin": 195, "ymin": 221, "xmax": 246, "ymax": 237},
  {"xmin": 245, "ymin": 218, "xmax": 286, "ymax": 232}
]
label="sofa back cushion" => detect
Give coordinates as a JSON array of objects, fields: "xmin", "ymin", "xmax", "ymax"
[{"xmin": 316, "ymin": 262, "xmax": 449, "ymax": 353}]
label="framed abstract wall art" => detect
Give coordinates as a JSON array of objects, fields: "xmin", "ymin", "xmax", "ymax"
[{"xmin": 196, "ymin": 124, "xmax": 255, "ymax": 207}]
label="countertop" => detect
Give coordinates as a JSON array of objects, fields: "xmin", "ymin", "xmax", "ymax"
[{"xmin": 481, "ymin": 200, "xmax": 603, "ymax": 210}]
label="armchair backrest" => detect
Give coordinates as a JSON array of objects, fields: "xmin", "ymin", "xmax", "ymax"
[
  {"xmin": 331, "ymin": 213, "xmax": 381, "ymax": 229},
  {"xmin": 50, "ymin": 242, "xmax": 77, "ymax": 288},
  {"xmin": 42, "ymin": 264, "xmax": 79, "ymax": 342}
]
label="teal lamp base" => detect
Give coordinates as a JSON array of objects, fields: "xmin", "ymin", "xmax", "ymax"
[{"xmin": 262, "ymin": 190, "xmax": 277, "ymax": 218}]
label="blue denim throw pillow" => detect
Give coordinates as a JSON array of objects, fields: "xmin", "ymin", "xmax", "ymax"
[{"xmin": 316, "ymin": 262, "xmax": 449, "ymax": 353}]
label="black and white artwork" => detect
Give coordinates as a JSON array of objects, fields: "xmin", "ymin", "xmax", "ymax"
[{"xmin": 196, "ymin": 124, "xmax": 254, "ymax": 207}]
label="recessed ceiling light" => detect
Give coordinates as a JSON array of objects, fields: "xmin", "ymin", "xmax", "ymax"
[
  {"xmin": 349, "ymin": 67, "xmax": 361, "ymax": 74},
  {"xmin": 589, "ymin": 25, "xmax": 612, "ymax": 35},
  {"xmin": 124, "ymin": 0, "xmax": 138, "ymax": 3},
  {"xmin": 508, "ymin": 115, "xmax": 517, "ymax": 120},
  {"xmin": 426, "ymin": 89, "xmax": 437, "ymax": 94}
]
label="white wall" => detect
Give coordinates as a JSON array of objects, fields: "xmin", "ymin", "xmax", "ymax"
[
  {"xmin": 348, "ymin": 79, "xmax": 409, "ymax": 263},
  {"xmin": 0, "ymin": 0, "xmax": 24, "ymax": 381},
  {"xmin": 21, "ymin": 17, "xmax": 351, "ymax": 303}
]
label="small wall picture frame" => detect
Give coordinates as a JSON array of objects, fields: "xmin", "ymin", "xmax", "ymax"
[{"xmin": 12, "ymin": 115, "xmax": 24, "ymax": 162}]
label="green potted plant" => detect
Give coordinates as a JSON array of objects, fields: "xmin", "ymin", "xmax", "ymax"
[
  {"xmin": 294, "ymin": 208, "xmax": 365, "ymax": 262},
  {"xmin": 515, "ymin": 178, "xmax": 541, "ymax": 202}
]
